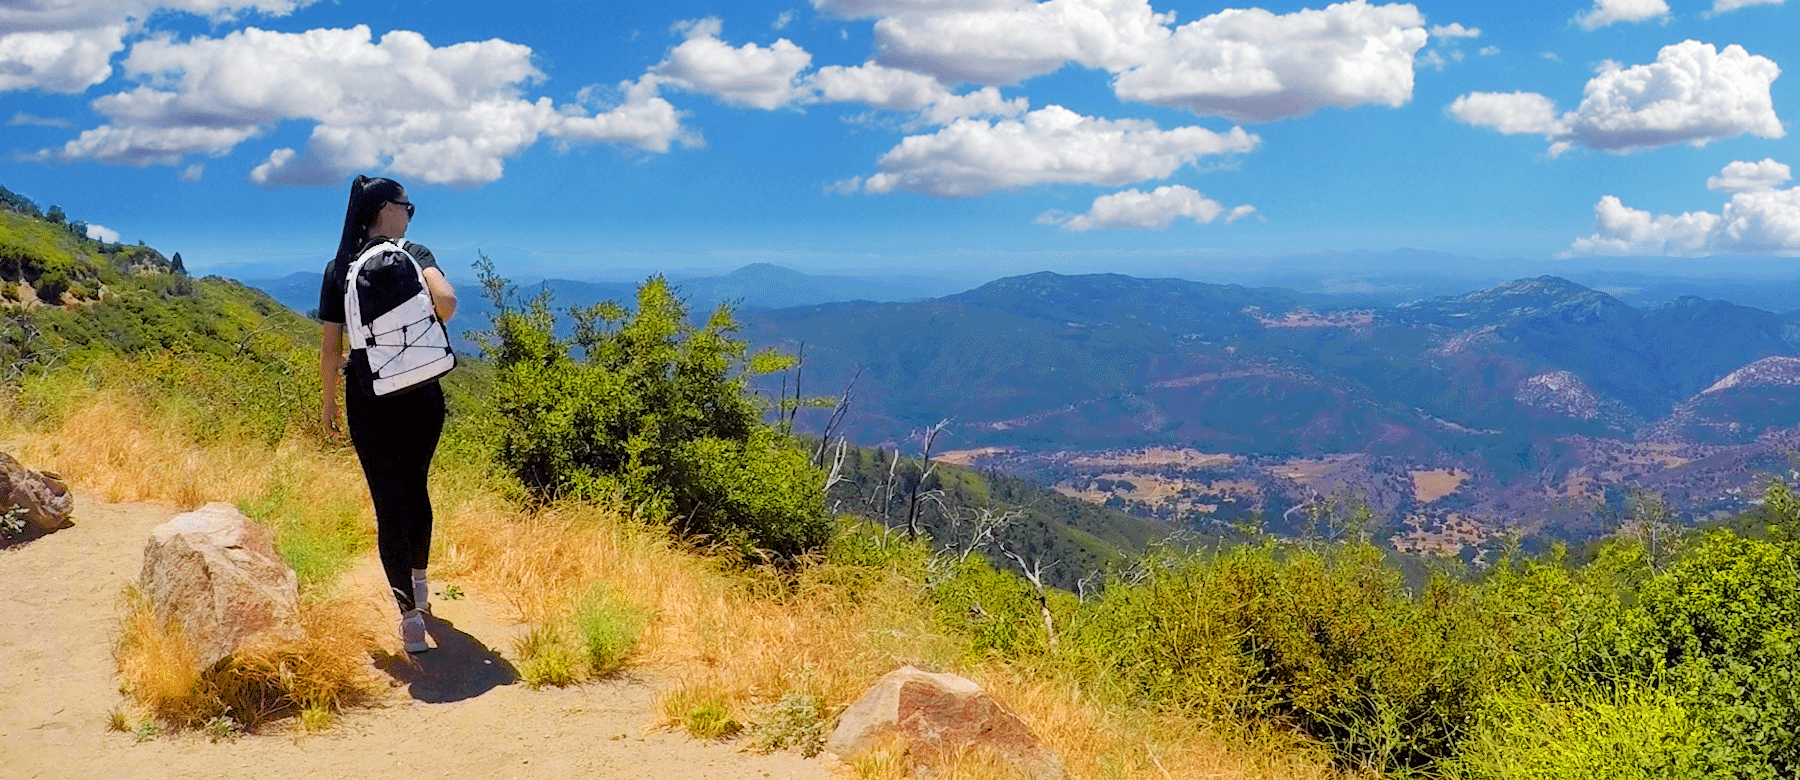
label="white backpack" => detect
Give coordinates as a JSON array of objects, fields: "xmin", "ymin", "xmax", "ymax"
[{"xmin": 344, "ymin": 239, "xmax": 456, "ymax": 396}]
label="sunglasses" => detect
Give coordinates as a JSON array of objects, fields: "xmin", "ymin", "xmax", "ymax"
[{"xmin": 390, "ymin": 200, "xmax": 415, "ymax": 218}]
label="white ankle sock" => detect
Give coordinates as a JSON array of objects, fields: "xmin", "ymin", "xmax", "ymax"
[{"xmin": 411, "ymin": 568, "xmax": 429, "ymax": 612}]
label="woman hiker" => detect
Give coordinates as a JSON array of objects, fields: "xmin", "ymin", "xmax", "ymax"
[{"xmin": 317, "ymin": 175, "xmax": 458, "ymax": 653}]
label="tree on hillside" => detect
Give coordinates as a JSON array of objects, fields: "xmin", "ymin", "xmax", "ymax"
[
  {"xmin": 475, "ymin": 253, "xmax": 829, "ymax": 560},
  {"xmin": 45, "ymin": 206, "xmax": 64, "ymax": 225}
]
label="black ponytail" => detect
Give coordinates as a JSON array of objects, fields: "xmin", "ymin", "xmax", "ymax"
[{"xmin": 333, "ymin": 175, "xmax": 406, "ymax": 267}]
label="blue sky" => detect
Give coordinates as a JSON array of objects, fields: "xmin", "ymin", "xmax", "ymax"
[{"xmin": 1, "ymin": 0, "xmax": 1796, "ymax": 281}]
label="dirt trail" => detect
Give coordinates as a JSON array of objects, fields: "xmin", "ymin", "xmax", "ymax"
[{"xmin": 0, "ymin": 494, "xmax": 830, "ymax": 780}]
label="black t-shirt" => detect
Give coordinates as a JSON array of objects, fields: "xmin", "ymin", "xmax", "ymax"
[{"xmin": 316, "ymin": 237, "xmax": 439, "ymax": 325}]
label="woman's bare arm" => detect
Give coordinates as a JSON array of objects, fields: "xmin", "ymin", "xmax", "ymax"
[
  {"xmin": 320, "ymin": 321, "xmax": 345, "ymax": 431},
  {"xmin": 422, "ymin": 267, "xmax": 457, "ymax": 323}
]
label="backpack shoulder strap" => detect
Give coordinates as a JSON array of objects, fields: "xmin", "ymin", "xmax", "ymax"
[{"xmin": 344, "ymin": 239, "xmax": 406, "ymax": 346}]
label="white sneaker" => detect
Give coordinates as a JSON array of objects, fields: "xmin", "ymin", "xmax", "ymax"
[
  {"xmin": 411, "ymin": 568, "xmax": 430, "ymax": 615},
  {"xmin": 400, "ymin": 609, "xmax": 429, "ymax": 653}
]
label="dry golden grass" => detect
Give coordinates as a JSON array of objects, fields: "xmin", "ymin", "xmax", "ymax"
[
  {"xmin": 6, "ymin": 363, "xmax": 1344, "ymax": 776},
  {"xmin": 1409, "ymin": 469, "xmax": 1469, "ymax": 504},
  {"xmin": 113, "ymin": 584, "xmax": 381, "ymax": 730}
]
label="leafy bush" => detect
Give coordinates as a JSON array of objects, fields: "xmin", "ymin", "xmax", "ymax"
[
  {"xmin": 476, "ymin": 258, "xmax": 829, "ymax": 559},
  {"xmin": 1048, "ymin": 543, "xmax": 1498, "ymax": 772},
  {"xmin": 1585, "ymin": 529, "xmax": 1800, "ymax": 778},
  {"xmin": 930, "ymin": 553, "xmax": 1060, "ymax": 659},
  {"xmin": 1454, "ymin": 684, "xmax": 1709, "ymax": 779}
]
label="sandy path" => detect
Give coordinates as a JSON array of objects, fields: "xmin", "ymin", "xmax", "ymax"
[{"xmin": 0, "ymin": 494, "xmax": 830, "ymax": 780}]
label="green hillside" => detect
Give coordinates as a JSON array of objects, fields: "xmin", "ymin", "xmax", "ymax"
[
  {"xmin": 0, "ymin": 196, "xmax": 314, "ymax": 372},
  {"xmin": 825, "ymin": 443, "xmax": 1205, "ymax": 590}
]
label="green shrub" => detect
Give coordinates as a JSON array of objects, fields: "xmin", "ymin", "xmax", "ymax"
[
  {"xmin": 1454, "ymin": 684, "xmax": 1710, "ymax": 780},
  {"xmin": 1583, "ymin": 529, "xmax": 1800, "ymax": 778},
  {"xmin": 514, "ymin": 624, "xmax": 583, "ymax": 689},
  {"xmin": 571, "ymin": 583, "xmax": 648, "ymax": 678},
  {"xmin": 476, "ymin": 257, "xmax": 829, "ymax": 560},
  {"xmin": 930, "ymin": 553, "xmax": 1059, "ymax": 659},
  {"xmin": 1060, "ymin": 543, "xmax": 1494, "ymax": 773},
  {"xmin": 746, "ymin": 691, "xmax": 827, "ymax": 756},
  {"xmin": 686, "ymin": 701, "xmax": 741, "ymax": 739}
]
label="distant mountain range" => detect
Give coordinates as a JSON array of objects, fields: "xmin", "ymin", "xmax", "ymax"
[
  {"xmin": 733, "ymin": 272, "xmax": 1800, "ymax": 548},
  {"xmin": 245, "ymin": 256, "xmax": 1800, "ymax": 547},
  {"xmin": 242, "ymin": 262, "xmax": 970, "ymax": 348}
]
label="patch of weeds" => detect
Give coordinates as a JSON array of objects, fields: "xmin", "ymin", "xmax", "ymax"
[
  {"xmin": 514, "ymin": 624, "xmax": 581, "ymax": 689},
  {"xmin": 572, "ymin": 584, "xmax": 648, "ymax": 678},
  {"xmin": 687, "ymin": 701, "xmax": 742, "ymax": 740},
  {"xmin": 106, "ymin": 708, "xmax": 129, "ymax": 733},
  {"xmin": 746, "ymin": 691, "xmax": 827, "ymax": 757},
  {"xmin": 132, "ymin": 720, "xmax": 160, "ymax": 744},
  {"xmin": 299, "ymin": 707, "xmax": 332, "ymax": 733},
  {"xmin": 441, "ymin": 584, "xmax": 465, "ymax": 601},
  {"xmin": 202, "ymin": 714, "xmax": 243, "ymax": 742},
  {"xmin": 0, "ymin": 506, "xmax": 26, "ymax": 538}
]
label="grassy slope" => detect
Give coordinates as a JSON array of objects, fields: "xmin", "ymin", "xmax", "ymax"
[{"xmin": 0, "ymin": 198, "xmax": 1333, "ymax": 778}]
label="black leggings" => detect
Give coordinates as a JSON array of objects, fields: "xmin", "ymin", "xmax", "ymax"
[{"xmin": 346, "ymin": 379, "xmax": 445, "ymax": 614}]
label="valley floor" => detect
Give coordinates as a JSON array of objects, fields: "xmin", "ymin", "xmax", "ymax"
[{"xmin": 0, "ymin": 493, "xmax": 827, "ymax": 780}]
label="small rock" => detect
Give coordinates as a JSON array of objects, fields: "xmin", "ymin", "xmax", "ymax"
[
  {"xmin": 825, "ymin": 665, "xmax": 1068, "ymax": 780},
  {"xmin": 0, "ymin": 451, "xmax": 73, "ymax": 533},
  {"xmin": 140, "ymin": 503, "xmax": 304, "ymax": 669}
]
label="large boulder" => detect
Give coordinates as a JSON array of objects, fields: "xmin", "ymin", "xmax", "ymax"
[
  {"xmin": 0, "ymin": 451, "xmax": 73, "ymax": 533},
  {"xmin": 140, "ymin": 503, "xmax": 303, "ymax": 669},
  {"xmin": 825, "ymin": 665, "xmax": 1068, "ymax": 780}
]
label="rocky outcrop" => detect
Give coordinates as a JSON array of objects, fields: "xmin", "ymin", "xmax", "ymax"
[
  {"xmin": 0, "ymin": 451, "xmax": 73, "ymax": 534},
  {"xmin": 825, "ymin": 665, "xmax": 1067, "ymax": 780},
  {"xmin": 1698, "ymin": 356, "xmax": 1800, "ymax": 395},
  {"xmin": 140, "ymin": 503, "xmax": 303, "ymax": 670},
  {"xmin": 1644, "ymin": 356, "xmax": 1800, "ymax": 445}
]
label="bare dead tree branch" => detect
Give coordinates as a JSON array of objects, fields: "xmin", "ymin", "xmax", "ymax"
[
  {"xmin": 787, "ymin": 341, "xmax": 804, "ymax": 433},
  {"xmin": 876, "ymin": 447, "xmax": 902, "ymax": 523},
  {"xmin": 1076, "ymin": 570, "xmax": 1101, "ymax": 603},
  {"xmin": 942, "ymin": 506, "xmax": 1022, "ymax": 564},
  {"xmin": 905, "ymin": 419, "xmax": 951, "ymax": 539},
  {"xmin": 823, "ymin": 435, "xmax": 851, "ymax": 495},
  {"xmin": 1000, "ymin": 544, "xmax": 1060, "ymax": 649},
  {"xmin": 812, "ymin": 366, "xmax": 862, "ymax": 468}
]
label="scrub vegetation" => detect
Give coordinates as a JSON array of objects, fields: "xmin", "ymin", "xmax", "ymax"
[{"xmin": 4, "ymin": 189, "xmax": 1798, "ymax": 777}]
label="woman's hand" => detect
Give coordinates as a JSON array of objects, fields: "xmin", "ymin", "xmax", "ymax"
[{"xmin": 320, "ymin": 321, "xmax": 346, "ymax": 434}]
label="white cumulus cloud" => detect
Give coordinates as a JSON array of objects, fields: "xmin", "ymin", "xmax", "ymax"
[
  {"xmin": 869, "ymin": 0, "xmax": 1429, "ymax": 122},
  {"xmin": 1450, "ymin": 41, "xmax": 1782, "ymax": 155},
  {"xmin": 651, "ymin": 18, "xmax": 813, "ymax": 110},
  {"xmin": 49, "ymin": 25, "xmax": 564, "ymax": 188},
  {"xmin": 1708, "ymin": 159, "xmax": 1792, "ymax": 193},
  {"xmin": 551, "ymin": 77, "xmax": 701, "ymax": 153},
  {"xmin": 1574, "ymin": 0, "xmax": 1669, "ymax": 30},
  {"xmin": 1109, "ymin": 1, "xmax": 1430, "ymax": 122},
  {"xmin": 873, "ymin": 0, "xmax": 1174, "ymax": 85},
  {"xmin": 812, "ymin": 0, "xmax": 1020, "ymax": 20},
  {"xmin": 0, "ymin": 27, "xmax": 129, "ymax": 94},
  {"xmin": 85, "ymin": 223, "xmax": 121, "ymax": 243},
  {"xmin": 1568, "ymin": 164, "xmax": 1800, "ymax": 257},
  {"xmin": 1039, "ymin": 185, "xmax": 1253, "ymax": 230},
  {"xmin": 1430, "ymin": 22, "xmax": 1480, "ymax": 38},
  {"xmin": 1712, "ymin": 0, "xmax": 1784, "ymax": 12},
  {"xmin": 0, "ymin": 0, "xmax": 312, "ymax": 94},
  {"xmin": 1448, "ymin": 91, "xmax": 1566, "ymax": 136},
  {"xmin": 808, "ymin": 62, "xmax": 1028, "ymax": 124},
  {"xmin": 858, "ymin": 104, "xmax": 1258, "ymax": 197}
]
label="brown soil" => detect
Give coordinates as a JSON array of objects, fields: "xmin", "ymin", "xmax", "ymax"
[{"xmin": 0, "ymin": 494, "xmax": 830, "ymax": 780}]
